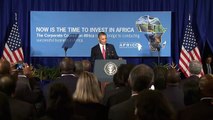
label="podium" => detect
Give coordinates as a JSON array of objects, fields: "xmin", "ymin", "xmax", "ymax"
[{"xmin": 94, "ymin": 59, "xmax": 127, "ymax": 82}]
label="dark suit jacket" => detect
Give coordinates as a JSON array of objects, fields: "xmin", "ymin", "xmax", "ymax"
[
  {"xmin": 162, "ymin": 84, "xmax": 185, "ymax": 111},
  {"xmin": 180, "ymin": 75, "xmax": 201, "ymax": 106},
  {"xmin": 202, "ymin": 63, "xmax": 213, "ymax": 74},
  {"xmin": 103, "ymin": 86, "xmax": 131, "ymax": 108},
  {"xmin": 9, "ymin": 98, "xmax": 36, "ymax": 120},
  {"xmin": 73, "ymin": 101, "xmax": 108, "ymax": 120},
  {"xmin": 90, "ymin": 43, "xmax": 118, "ymax": 65},
  {"xmin": 15, "ymin": 76, "xmax": 40, "ymax": 104},
  {"xmin": 0, "ymin": 92, "xmax": 11, "ymax": 120},
  {"xmin": 108, "ymin": 96, "xmax": 136, "ymax": 120},
  {"xmin": 43, "ymin": 74, "xmax": 78, "ymax": 101},
  {"xmin": 178, "ymin": 99, "xmax": 213, "ymax": 120}
]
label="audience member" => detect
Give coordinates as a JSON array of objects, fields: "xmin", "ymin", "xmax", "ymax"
[
  {"xmin": 43, "ymin": 58, "xmax": 78, "ymax": 100},
  {"xmin": 178, "ymin": 74, "xmax": 213, "ymax": 120},
  {"xmin": 0, "ymin": 59, "xmax": 11, "ymax": 75},
  {"xmin": 103, "ymin": 64, "xmax": 135, "ymax": 108},
  {"xmin": 162, "ymin": 68, "xmax": 185, "ymax": 111},
  {"xmin": 0, "ymin": 91, "xmax": 11, "ymax": 120},
  {"xmin": 74, "ymin": 61, "xmax": 83, "ymax": 77},
  {"xmin": 0, "ymin": 75, "xmax": 36, "ymax": 120},
  {"xmin": 73, "ymin": 71, "xmax": 108, "ymax": 120},
  {"xmin": 15, "ymin": 62, "xmax": 42, "ymax": 105},
  {"xmin": 181, "ymin": 60, "xmax": 202, "ymax": 106},
  {"xmin": 40, "ymin": 83, "xmax": 74, "ymax": 120},
  {"xmin": 153, "ymin": 66, "xmax": 167, "ymax": 90},
  {"xmin": 135, "ymin": 90, "xmax": 176, "ymax": 120},
  {"xmin": 202, "ymin": 55, "xmax": 213, "ymax": 74},
  {"xmin": 108, "ymin": 64, "xmax": 154, "ymax": 120},
  {"xmin": 81, "ymin": 60, "xmax": 91, "ymax": 72}
]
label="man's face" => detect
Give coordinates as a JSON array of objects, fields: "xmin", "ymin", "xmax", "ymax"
[
  {"xmin": 206, "ymin": 57, "xmax": 212, "ymax": 64},
  {"xmin": 98, "ymin": 35, "xmax": 107, "ymax": 45}
]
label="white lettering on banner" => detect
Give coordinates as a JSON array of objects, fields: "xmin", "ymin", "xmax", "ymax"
[
  {"xmin": 36, "ymin": 27, "xmax": 49, "ymax": 32},
  {"xmin": 116, "ymin": 27, "xmax": 134, "ymax": 32},
  {"xmin": 90, "ymin": 27, "xmax": 108, "ymax": 32}
]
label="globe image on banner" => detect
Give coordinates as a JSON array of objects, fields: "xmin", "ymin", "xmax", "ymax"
[{"xmin": 136, "ymin": 15, "xmax": 167, "ymax": 51}]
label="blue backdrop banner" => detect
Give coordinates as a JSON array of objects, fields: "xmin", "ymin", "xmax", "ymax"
[{"xmin": 31, "ymin": 11, "xmax": 171, "ymax": 57}]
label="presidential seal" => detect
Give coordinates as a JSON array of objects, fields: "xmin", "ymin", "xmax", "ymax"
[{"xmin": 104, "ymin": 62, "xmax": 118, "ymax": 76}]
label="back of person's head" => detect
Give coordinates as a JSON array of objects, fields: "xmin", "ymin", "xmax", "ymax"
[
  {"xmin": 135, "ymin": 90, "xmax": 175, "ymax": 120},
  {"xmin": 0, "ymin": 75, "xmax": 16, "ymax": 96},
  {"xmin": 113, "ymin": 64, "xmax": 135, "ymax": 87},
  {"xmin": 73, "ymin": 71, "xmax": 102, "ymax": 103},
  {"xmin": 47, "ymin": 83, "xmax": 73, "ymax": 120},
  {"xmin": 82, "ymin": 60, "xmax": 91, "ymax": 72},
  {"xmin": 166, "ymin": 68, "xmax": 180, "ymax": 84},
  {"xmin": 59, "ymin": 57, "xmax": 75, "ymax": 74},
  {"xmin": 153, "ymin": 66, "xmax": 167, "ymax": 90},
  {"xmin": 129, "ymin": 64, "xmax": 154, "ymax": 93},
  {"xmin": 199, "ymin": 74, "xmax": 213, "ymax": 97},
  {"xmin": 74, "ymin": 61, "xmax": 83, "ymax": 77},
  {"xmin": 0, "ymin": 59, "xmax": 10, "ymax": 75},
  {"xmin": 98, "ymin": 32, "xmax": 107, "ymax": 38},
  {"xmin": 189, "ymin": 60, "xmax": 202, "ymax": 75}
]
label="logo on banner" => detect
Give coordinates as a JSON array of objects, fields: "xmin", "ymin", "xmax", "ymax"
[
  {"xmin": 104, "ymin": 62, "xmax": 118, "ymax": 76},
  {"xmin": 136, "ymin": 15, "xmax": 167, "ymax": 51},
  {"xmin": 119, "ymin": 42, "xmax": 142, "ymax": 51}
]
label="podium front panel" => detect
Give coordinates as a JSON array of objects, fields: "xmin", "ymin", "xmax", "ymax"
[{"xmin": 94, "ymin": 59, "xmax": 127, "ymax": 82}]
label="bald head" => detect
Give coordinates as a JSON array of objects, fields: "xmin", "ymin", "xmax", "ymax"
[
  {"xmin": 199, "ymin": 74, "xmax": 213, "ymax": 97},
  {"xmin": 189, "ymin": 60, "xmax": 202, "ymax": 75},
  {"xmin": 129, "ymin": 64, "xmax": 154, "ymax": 92},
  {"xmin": 59, "ymin": 58, "xmax": 75, "ymax": 74},
  {"xmin": 0, "ymin": 59, "xmax": 10, "ymax": 75}
]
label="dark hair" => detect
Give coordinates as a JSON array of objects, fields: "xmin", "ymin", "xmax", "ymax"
[
  {"xmin": 0, "ymin": 59, "xmax": 10, "ymax": 75},
  {"xmin": 166, "ymin": 68, "xmax": 180, "ymax": 84},
  {"xmin": 113, "ymin": 64, "xmax": 135, "ymax": 87},
  {"xmin": 59, "ymin": 58, "xmax": 75, "ymax": 74},
  {"xmin": 74, "ymin": 61, "xmax": 83, "ymax": 77},
  {"xmin": 0, "ymin": 75, "xmax": 16, "ymax": 96},
  {"xmin": 129, "ymin": 64, "xmax": 154, "ymax": 92},
  {"xmin": 46, "ymin": 83, "xmax": 73, "ymax": 120},
  {"xmin": 135, "ymin": 90, "xmax": 176, "ymax": 120},
  {"xmin": 98, "ymin": 32, "xmax": 107, "ymax": 38},
  {"xmin": 199, "ymin": 74, "xmax": 213, "ymax": 97},
  {"xmin": 153, "ymin": 67, "xmax": 167, "ymax": 90}
]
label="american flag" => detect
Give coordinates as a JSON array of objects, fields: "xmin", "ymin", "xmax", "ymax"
[
  {"xmin": 179, "ymin": 18, "xmax": 204, "ymax": 77},
  {"xmin": 2, "ymin": 21, "xmax": 24, "ymax": 63}
]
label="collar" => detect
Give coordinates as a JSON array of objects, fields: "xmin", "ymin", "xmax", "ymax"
[
  {"xmin": 99, "ymin": 43, "xmax": 106, "ymax": 50},
  {"xmin": 61, "ymin": 74, "xmax": 75, "ymax": 77},
  {"xmin": 200, "ymin": 97, "xmax": 213, "ymax": 101},
  {"xmin": 18, "ymin": 75, "xmax": 27, "ymax": 78}
]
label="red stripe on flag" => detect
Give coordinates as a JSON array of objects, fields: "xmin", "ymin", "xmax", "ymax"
[{"xmin": 3, "ymin": 48, "xmax": 13, "ymax": 63}]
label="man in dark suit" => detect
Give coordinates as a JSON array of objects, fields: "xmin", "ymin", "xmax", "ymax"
[
  {"xmin": 162, "ymin": 68, "xmax": 185, "ymax": 111},
  {"xmin": 181, "ymin": 60, "xmax": 202, "ymax": 106},
  {"xmin": 203, "ymin": 55, "xmax": 213, "ymax": 74},
  {"xmin": 0, "ymin": 75, "xmax": 36, "ymax": 120},
  {"xmin": 108, "ymin": 64, "xmax": 154, "ymax": 120},
  {"xmin": 179, "ymin": 74, "xmax": 213, "ymax": 120},
  {"xmin": 43, "ymin": 58, "xmax": 78, "ymax": 100},
  {"xmin": 0, "ymin": 91, "xmax": 11, "ymax": 120},
  {"xmin": 90, "ymin": 32, "xmax": 119, "ymax": 66}
]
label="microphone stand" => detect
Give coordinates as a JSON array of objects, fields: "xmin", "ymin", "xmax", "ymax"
[
  {"xmin": 157, "ymin": 46, "xmax": 160, "ymax": 65},
  {"xmin": 64, "ymin": 47, "xmax": 68, "ymax": 57}
]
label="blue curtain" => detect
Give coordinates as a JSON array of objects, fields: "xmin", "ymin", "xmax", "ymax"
[{"xmin": 0, "ymin": 0, "xmax": 212, "ymax": 67}]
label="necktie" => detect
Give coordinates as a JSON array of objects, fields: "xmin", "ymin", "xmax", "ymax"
[
  {"xmin": 208, "ymin": 64, "xmax": 211, "ymax": 74},
  {"xmin": 102, "ymin": 45, "xmax": 106, "ymax": 59}
]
